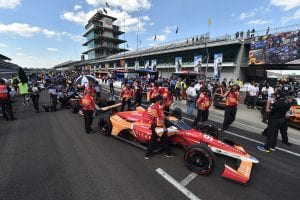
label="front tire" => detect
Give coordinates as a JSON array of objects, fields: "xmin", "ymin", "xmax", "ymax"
[
  {"xmin": 184, "ymin": 144, "xmax": 215, "ymax": 175},
  {"xmin": 98, "ymin": 116, "xmax": 112, "ymax": 136}
]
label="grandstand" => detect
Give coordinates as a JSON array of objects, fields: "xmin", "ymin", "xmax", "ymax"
[
  {"xmin": 0, "ymin": 53, "xmax": 20, "ymax": 79},
  {"xmin": 54, "ymin": 23, "xmax": 300, "ymax": 82}
]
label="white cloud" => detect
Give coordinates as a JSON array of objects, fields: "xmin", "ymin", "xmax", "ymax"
[
  {"xmin": 74, "ymin": 4, "xmax": 82, "ymax": 10},
  {"xmin": 239, "ymin": 10, "xmax": 256, "ymax": 20},
  {"xmin": 163, "ymin": 26, "xmax": 176, "ymax": 34},
  {"xmin": 0, "ymin": 23, "xmax": 40, "ymax": 37},
  {"xmin": 0, "ymin": 0, "xmax": 21, "ymax": 9},
  {"xmin": 239, "ymin": 6, "xmax": 271, "ymax": 20},
  {"xmin": 149, "ymin": 22, "xmax": 154, "ymax": 26},
  {"xmin": 61, "ymin": 8, "xmax": 149, "ymax": 33},
  {"xmin": 230, "ymin": 13, "xmax": 235, "ymax": 17},
  {"xmin": 0, "ymin": 42, "xmax": 8, "ymax": 48},
  {"xmin": 270, "ymin": 0, "xmax": 300, "ymax": 11},
  {"xmin": 47, "ymin": 48, "xmax": 59, "ymax": 52},
  {"xmin": 142, "ymin": 16, "xmax": 150, "ymax": 21},
  {"xmin": 16, "ymin": 52, "xmax": 24, "ymax": 56},
  {"xmin": 246, "ymin": 19, "xmax": 272, "ymax": 25},
  {"xmin": 0, "ymin": 23, "xmax": 83, "ymax": 42},
  {"xmin": 85, "ymin": 0, "xmax": 151, "ymax": 12},
  {"xmin": 282, "ymin": 8, "xmax": 300, "ymax": 23}
]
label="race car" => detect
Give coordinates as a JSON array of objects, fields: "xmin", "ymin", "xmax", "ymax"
[
  {"xmin": 98, "ymin": 106, "xmax": 259, "ymax": 184},
  {"xmin": 289, "ymin": 98, "xmax": 300, "ymax": 129}
]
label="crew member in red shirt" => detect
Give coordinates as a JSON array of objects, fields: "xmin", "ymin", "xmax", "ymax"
[
  {"xmin": 80, "ymin": 89, "xmax": 96, "ymax": 134},
  {"xmin": 193, "ymin": 88, "xmax": 212, "ymax": 126},
  {"xmin": 120, "ymin": 83, "xmax": 134, "ymax": 111},
  {"xmin": 149, "ymin": 82, "xmax": 160, "ymax": 103},
  {"xmin": 84, "ymin": 81, "xmax": 96, "ymax": 99},
  {"xmin": 145, "ymin": 95, "xmax": 174, "ymax": 159},
  {"xmin": 0, "ymin": 79, "xmax": 15, "ymax": 121},
  {"xmin": 160, "ymin": 87, "xmax": 173, "ymax": 113},
  {"xmin": 222, "ymin": 85, "xmax": 240, "ymax": 131}
]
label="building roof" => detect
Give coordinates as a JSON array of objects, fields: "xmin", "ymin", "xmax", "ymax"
[
  {"xmin": 0, "ymin": 53, "xmax": 11, "ymax": 61},
  {"xmin": 85, "ymin": 10, "xmax": 117, "ymax": 29}
]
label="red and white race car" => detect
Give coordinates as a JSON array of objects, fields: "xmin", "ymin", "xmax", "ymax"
[{"xmin": 98, "ymin": 106, "xmax": 259, "ymax": 184}]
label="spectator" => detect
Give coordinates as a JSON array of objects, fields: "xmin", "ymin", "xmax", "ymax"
[
  {"xmin": 30, "ymin": 83, "xmax": 40, "ymax": 112},
  {"xmin": 251, "ymin": 28, "xmax": 255, "ymax": 38},
  {"xmin": 247, "ymin": 81, "xmax": 259, "ymax": 109},
  {"xmin": 186, "ymin": 82, "xmax": 197, "ymax": 116},
  {"xmin": 247, "ymin": 30, "xmax": 250, "ymax": 38},
  {"xmin": 120, "ymin": 83, "xmax": 133, "ymax": 111},
  {"xmin": 18, "ymin": 82, "xmax": 30, "ymax": 106}
]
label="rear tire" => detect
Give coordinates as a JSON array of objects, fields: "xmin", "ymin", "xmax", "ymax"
[
  {"xmin": 184, "ymin": 143, "xmax": 215, "ymax": 175},
  {"xmin": 98, "ymin": 116, "xmax": 112, "ymax": 136},
  {"xmin": 71, "ymin": 102, "xmax": 80, "ymax": 113}
]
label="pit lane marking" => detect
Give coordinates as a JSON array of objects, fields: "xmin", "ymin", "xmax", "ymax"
[
  {"xmin": 183, "ymin": 117, "xmax": 300, "ymax": 158},
  {"xmin": 156, "ymin": 168, "xmax": 201, "ymax": 200},
  {"xmin": 180, "ymin": 172, "xmax": 198, "ymax": 187}
]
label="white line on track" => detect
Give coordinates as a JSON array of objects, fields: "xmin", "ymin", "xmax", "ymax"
[
  {"xmin": 156, "ymin": 168, "xmax": 201, "ymax": 200},
  {"xmin": 183, "ymin": 117, "xmax": 300, "ymax": 157},
  {"xmin": 180, "ymin": 172, "xmax": 198, "ymax": 187}
]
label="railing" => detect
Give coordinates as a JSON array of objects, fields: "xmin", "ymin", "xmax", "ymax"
[{"xmin": 101, "ymin": 23, "xmax": 300, "ymax": 60}]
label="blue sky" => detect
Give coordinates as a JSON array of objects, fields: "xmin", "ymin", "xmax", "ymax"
[{"xmin": 1, "ymin": 0, "xmax": 300, "ymax": 69}]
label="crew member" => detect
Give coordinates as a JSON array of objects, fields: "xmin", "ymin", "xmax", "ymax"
[
  {"xmin": 133, "ymin": 80, "xmax": 143, "ymax": 107},
  {"xmin": 0, "ymin": 79, "xmax": 15, "ymax": 121},
  {"xmin": 80, "ymin": 89, "xmax": 96, "ymax": 134},
  {"xmin": 222, "ymin": 85, "xmax": 240, "ymax": 131},
  {"xmin": 193, "ymin": 88, "xmax": 212, "ymax": 126},
  {"xmin": 257, "ymin": 90, "xmax": 291, "ymax": 152},
  {"xmin": 120, "ymin": 83, "xmax": 133, "ymax": 111},
  {"xmin": 84, "ymin": 81, "xmax": 96, "ymax": 99},
  {"xmin": 145, "ymin": 95, "xmax": 174, "ymax": 159},
  {"xmin": 149, "ymin": 82, "xmax": 160, "ymax": 103},
  {"xmin": 161, "ymin": 88, "xmax": 173, "ymax": 113}
]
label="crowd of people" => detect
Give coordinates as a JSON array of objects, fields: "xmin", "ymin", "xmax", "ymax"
[{"xmin": 1, "ymin": 68, "xmax": 299, "ymax": 158}]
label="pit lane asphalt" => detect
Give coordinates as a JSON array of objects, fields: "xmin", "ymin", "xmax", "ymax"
[{"xmin": 0, "ymin": 92, "xmax": 299, "ymax": 200}]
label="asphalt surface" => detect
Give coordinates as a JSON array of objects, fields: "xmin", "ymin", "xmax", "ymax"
[{"xmin": 0, "ymin": 91, "xmax": 300, "ymax": 200}]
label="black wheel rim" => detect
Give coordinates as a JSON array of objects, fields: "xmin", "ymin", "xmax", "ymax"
[{"xmin": 185, "ymin": 150, "xmax": 213, "ymax": 174}]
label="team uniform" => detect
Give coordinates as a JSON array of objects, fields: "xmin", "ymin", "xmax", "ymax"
[
  {"xmin": 145, "ymin": 101, "xmax": 173, "ymax": 158},
  {"xmin": 194, "ymin": 93, "xmax": 212, "ymax": 125},
  {"xmin": 222, "ymin": 91, "xmax": 240, "ymax": 131},
  {"xmin": 149, "ymin": 86, "xmax": 160, "ymax": 103},
  {"xmin": 80, "ymin": 94, "xmax": 96, "ymax": 134},
  {"xmin": 0, "ymin": 84, "xmax": 15, "ymax": 120},
  {"xmin": 120, "ymin": 86, "xmax": 134, "ymax": 111}
]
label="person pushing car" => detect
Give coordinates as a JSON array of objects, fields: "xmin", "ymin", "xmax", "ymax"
[{"xmin": 145, "ymin": 95, "xmax": 174, "ymax": 159}]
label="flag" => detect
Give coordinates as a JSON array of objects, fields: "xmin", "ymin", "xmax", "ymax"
[
  {"xmin": 127, "ymin": 43, "xmax": 129, "ymax": 48},
  {"xmin": 154, "ymin": 34, "xmax": 156, "ymax": 41},
  {"xmin": 139, "ymin": 39, "xmax": 141, "ymax": 45},
  {"xmin": 103, "ymin": 8, "xmax": 108, "ymax": 14},
  {"xmin": 175, "ymin": 27, "xmax": 178, "ymax": 34},
  {"xmin": 105, "ymin": 2, "xmax": 110, "ymax": 8},
  {"xmin": 208, "ymin": 18, "xmax": 212, "ymax": 26}
]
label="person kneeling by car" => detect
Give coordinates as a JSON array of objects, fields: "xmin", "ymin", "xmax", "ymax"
[
  {"xmin": 145, "ymin": 95, "xmax": 174, "ymax": 159},
  {"xmin": 80, "ymin": 89, "xmax": 96, "ymax": 134}
]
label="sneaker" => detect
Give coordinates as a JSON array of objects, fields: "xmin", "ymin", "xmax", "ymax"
[
  {"xmin": 165, "ymin": 154, "xmax": 175, "ymax": 158},
  {"xmin": 270, "ymin": 148, "xmax": 276, "ymax": 151},
  {"xmin": 144, "ymin": 156, "xmax": 150, "ymax": 160},
  {"xmin": 257, "ymin": 145, "xmax": 271, "ymax": 153}
]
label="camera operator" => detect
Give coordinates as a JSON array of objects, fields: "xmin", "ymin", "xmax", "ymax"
[{"xmin": 257, "ymin": 89, "xmax": 291, "ymax": 152}]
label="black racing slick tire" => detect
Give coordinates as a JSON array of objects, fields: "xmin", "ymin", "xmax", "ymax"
[
  {"xmin": 98, "ymin": 116, "xmax": 112, "ymax": 136},
  {"xmin": 71, "ymin": 102, "xmax": 80, "ymax": 113},
  {"xmin": 184, "ymin": 143, "xmax": 215, "ymax": 175}
]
